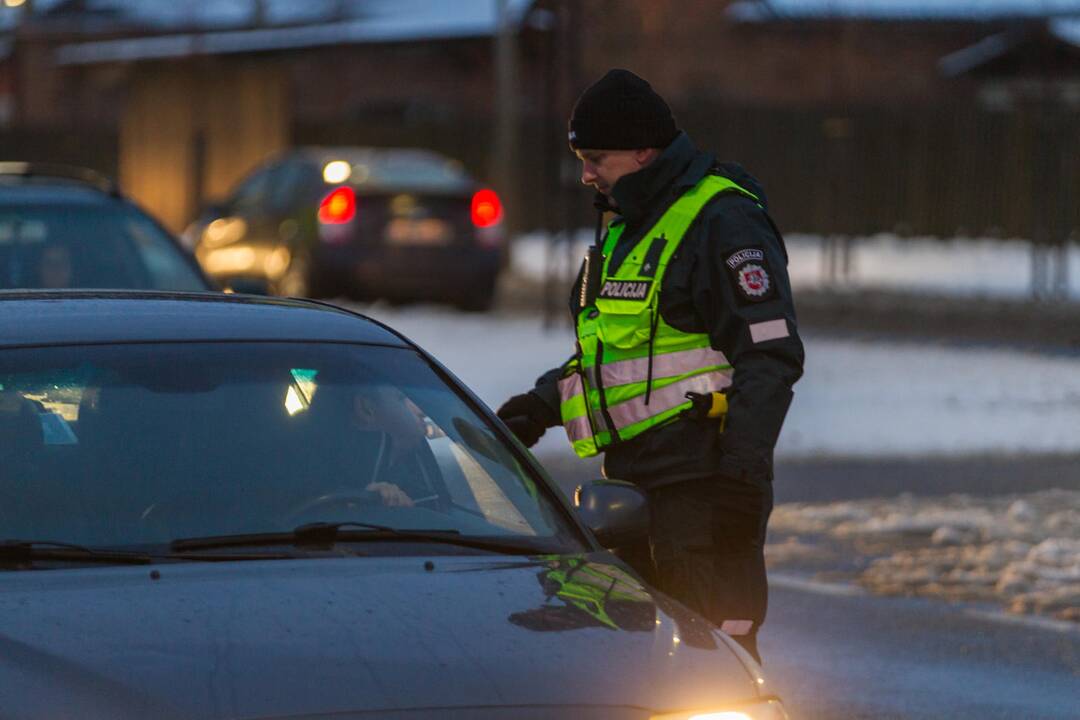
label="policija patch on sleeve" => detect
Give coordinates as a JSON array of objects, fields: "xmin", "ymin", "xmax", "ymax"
[{"xmin": 724, "ymin": 247, "xmax": 775, "ymax": 303}]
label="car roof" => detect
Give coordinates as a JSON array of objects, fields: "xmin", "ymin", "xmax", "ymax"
[
  {"xmin": 0, "ymin": 291, "xmax": 411, "ymax": 349},
  {"xmin": 0, "ymin": 163, "xmax": 120, "ymax": 197},
  {"xmin": 0, "ymin": 182, "xmax": 121, "ymax": 206}
]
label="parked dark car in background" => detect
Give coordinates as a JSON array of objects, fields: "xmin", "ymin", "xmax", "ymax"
[
  {"xmin": 186, "ymin": 147, "xmax": 506, "ymax": 309},
  {"xmin": 0, "ymin": 163, "xmax": 211, "ymax": 292},
  {"xmin": 0, "ymin": 291, "xmax": 788, "ymax": 720}
]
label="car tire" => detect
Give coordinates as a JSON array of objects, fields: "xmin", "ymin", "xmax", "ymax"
[{"xmin": 456, "ymin": 276, "xmax": 497, "ymax": 312}]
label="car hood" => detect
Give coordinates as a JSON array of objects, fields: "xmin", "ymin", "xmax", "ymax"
[{"xmin": 0, "ymin": 552, "xmax": 763, "ymax": 719}]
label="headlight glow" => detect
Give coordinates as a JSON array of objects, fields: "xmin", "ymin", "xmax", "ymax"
[{"xmin": 650, "ymin": 699, "xmax": 788, "ymax": 720}]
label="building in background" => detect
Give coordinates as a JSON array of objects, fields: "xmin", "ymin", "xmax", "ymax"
[
  {"xmin": 0, "ymin": 0, "xmax": 1076, "ymax": 284},
  {"xmin": 0, "ymin": 0, "xmax": 542, "ymax": 232}
]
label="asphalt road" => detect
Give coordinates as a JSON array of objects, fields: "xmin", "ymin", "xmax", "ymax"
[
  {"xmin": 538, "ymin": 452, "xmax": 1080, "ymax": 502},
  {"xmin": 761, "ymin": 580, "xmax": 1080, "ymax": 720},
  {"xmin": 536, "ymin": 451, "xmax": 1080, "ymax": 720},
  {"xmin": 772, "ymin": 454, "xmax": 1080, "ymax": 503}
]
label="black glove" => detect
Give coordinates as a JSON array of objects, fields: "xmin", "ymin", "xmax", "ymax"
[
  {"xmin": 496, "ymin": 392, "xmax": 558, "ymax": 448},
  {"xmin": 716, "ymin": 436, "xmax": 771, "ymax": 487}
]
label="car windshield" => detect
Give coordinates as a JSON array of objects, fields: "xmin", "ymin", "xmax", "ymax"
[
  {"xmin": 0, "ymin": 342, "xmax": 582, "ymax": 557},
  {"xmin": 0, "ymin": 203, "xmax": 206, "ymax": 291}
]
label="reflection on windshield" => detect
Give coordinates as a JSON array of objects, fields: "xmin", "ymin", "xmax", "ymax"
[
  {"xmin": 0, "ymin": 343, "xmax": 580, "ymax": 555},
  {"xmin": 284, "ymin": 368, "xmax": 319, "ymax": 416}
]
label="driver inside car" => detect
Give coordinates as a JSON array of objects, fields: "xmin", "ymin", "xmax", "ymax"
[{"xmin": 347, "ymin": 384, "xmax": 437, "ymax": 508}]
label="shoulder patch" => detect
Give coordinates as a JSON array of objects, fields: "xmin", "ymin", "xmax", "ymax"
[{"xmin": 724, "ymin": 246, "xmax": 775, "ymax": 304}]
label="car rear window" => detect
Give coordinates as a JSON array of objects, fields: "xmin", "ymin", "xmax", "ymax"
[
  {"xmin": 0, "ymin": 203, "xmax": 207, "ymax": 291},
  {"xmin": 349, "ymin": 152, "xmax": 472, "ymax": 191}
]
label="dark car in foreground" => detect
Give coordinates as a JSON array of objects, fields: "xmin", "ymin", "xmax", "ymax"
[
  {"xmin": 187, "ymin": 147, "xmax": 505, "ymax": 309},
  {"xmin": 0, "ymin": 163, "xmax": 210, "ymax": 291},
  {"xmin": 0, "ymin": 291, "xmax": 788, "ymax": 720}
]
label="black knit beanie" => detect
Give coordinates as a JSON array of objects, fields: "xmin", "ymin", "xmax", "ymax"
[{"xmin": 568, "ymin": 69, "xmax": 679, "ymax": 150}]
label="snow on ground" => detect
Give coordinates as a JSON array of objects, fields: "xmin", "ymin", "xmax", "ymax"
[
  {"xmin": 512, "ymin": 231, "xmax": 1080, "ymax": 300},
  {"xmin": 766, "ymin": 490, "xmax": 1080, "ymax": 622},
  {"xmin": 357, "ymin": 302, "xmax": 1080, "ymax": 459},
  {"xmin": 780, "ymin": 336, "xmax": 1080, "ymax": 457}
]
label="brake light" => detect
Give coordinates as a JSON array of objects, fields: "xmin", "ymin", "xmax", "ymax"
[
  {"xmin": 471, "ymin": 188, "xmax": 503, "ymax": 228},
  {"xmin": 318, "ymin": 186, "xmax": 356, "ymax": 224}
]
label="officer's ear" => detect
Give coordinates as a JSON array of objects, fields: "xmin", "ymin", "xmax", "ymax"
[{"xmin": 633, "ymin": 148, "xmax": 661, "ymax": 168}]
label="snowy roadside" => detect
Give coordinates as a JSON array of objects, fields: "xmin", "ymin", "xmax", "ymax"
[
  {"xmin": 510, "ymin": 231, "xmax": 1080, "ymax": 301},
  {"xmin": 355, "ymin": 303, "xmax": 1080, "ymax": 459},
  {"xmin": 766, "ymin": 490, "xmax": 1080, "ymax": 624}
]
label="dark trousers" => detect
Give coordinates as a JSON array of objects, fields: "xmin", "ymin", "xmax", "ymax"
[{"xmin": 617, "ymin": 474, "xmax": 774, "ymax": 663}]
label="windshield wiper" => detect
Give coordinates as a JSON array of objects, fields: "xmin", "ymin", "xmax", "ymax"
[
  {"xmin": 171, "ymin": 521, "xmax": 541, "ymax": 556},
  {"xmin": 0, "ymin": 540, "xmax": 153, "ymax": 565},
  {"xmin": 0, "ymin": 539, "xmax": 296, "ymax": 566}
]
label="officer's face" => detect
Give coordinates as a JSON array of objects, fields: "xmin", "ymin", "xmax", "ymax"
[{"xmin": 575, "ymin": 148, "xmax": 656, "ymax": 199}]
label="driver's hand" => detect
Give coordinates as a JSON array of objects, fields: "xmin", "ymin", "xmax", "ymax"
[{"xmin": 365, "ymin": 482, "xmax": 414, "ymax": 507}]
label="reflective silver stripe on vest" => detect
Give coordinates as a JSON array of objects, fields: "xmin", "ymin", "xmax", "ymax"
[
  {"xmin": 600, "ymin": 346, "xmax": 731, "ymax": 388},
  {"xmin": 558, "ymin": 374, "xmax": 595, "ymax": 442},
  {"xmin": 564, "ymin": 415, "xmax": 593, "ymax": 443},
  {"xmin": 606, "ymin": 370, "xmax": 732, "ymax": 430},
  {"xmin": 558, "ymin": 373, "xmax": 584, "ymax": 405}
]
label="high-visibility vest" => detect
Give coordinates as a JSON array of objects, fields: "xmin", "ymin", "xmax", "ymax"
[{"xmin": 558, "ymin": 175, "xmax": 759, "ymax": 458}]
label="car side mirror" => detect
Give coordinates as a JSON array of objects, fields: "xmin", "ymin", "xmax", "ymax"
[{"xmin": 574, "ymin": 479, "xmax": 648, "ymax": 549}]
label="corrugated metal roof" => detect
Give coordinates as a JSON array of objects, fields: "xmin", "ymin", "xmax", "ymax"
[
  {"xmin": 729, "ymin": 0, "xmax": 1080, "ymax": 22},
  {"xmin": 50, "ymin": 0, "xmax": 536, "ymax": 65},
  {"xmin": 5, "ymin": 0, "xmax": 534, "ymax": 36}
]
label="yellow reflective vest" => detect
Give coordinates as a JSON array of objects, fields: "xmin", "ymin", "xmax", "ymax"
[{"xmin": 558, "ymin": 175, "xmax": 759, "ymax": 458}]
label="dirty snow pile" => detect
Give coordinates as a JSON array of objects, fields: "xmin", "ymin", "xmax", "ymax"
[{"xmin": 766, "ymin": 490, "xmax": 1080, "ymax": 622}]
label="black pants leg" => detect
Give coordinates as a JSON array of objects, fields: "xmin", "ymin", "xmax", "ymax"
[{"xmin": 642, "ymin": 475, "xmax": 773, "ymax": 663}]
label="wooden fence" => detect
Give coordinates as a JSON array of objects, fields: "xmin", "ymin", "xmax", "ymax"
[{"xmin": 681, "ymin": 103, "xmax": 1079, "ymax": 245}]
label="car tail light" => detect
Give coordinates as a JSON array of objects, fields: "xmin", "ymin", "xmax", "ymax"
[
  {"xmin": 318, "ymin": 186, "xmax": 356, "ymax": 224},
  {"xmin": 470, "ymin": 189, "xmax": 503, "ymax": 228}
]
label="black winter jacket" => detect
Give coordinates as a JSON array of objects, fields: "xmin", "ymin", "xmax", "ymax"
[{"xmin": 532, "ymin": 132, "xmax": 804, "ymax": 489}]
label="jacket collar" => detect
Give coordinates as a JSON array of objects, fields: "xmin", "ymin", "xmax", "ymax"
[{"xmin": 608, "ymin": 132, "xmax": 713, "ymax": 226}]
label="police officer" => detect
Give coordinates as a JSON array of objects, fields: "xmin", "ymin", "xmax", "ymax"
[{"xmin": 496, "ymin": 69, "xmax": 804, "ymax": 663}]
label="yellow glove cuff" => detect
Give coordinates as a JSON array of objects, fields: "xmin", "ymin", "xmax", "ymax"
[{"xmin": 707, "ymin": 392, "xmax": 728, "ymax": 419}]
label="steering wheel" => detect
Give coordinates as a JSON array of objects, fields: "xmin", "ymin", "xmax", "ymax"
[
  {"xmin": 284, "ymin": 490, "xmax": 384, "ymax": 525},
  {"xmin": 283, "ymin": 430, "xmax": 395, "ymax": 523}
]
